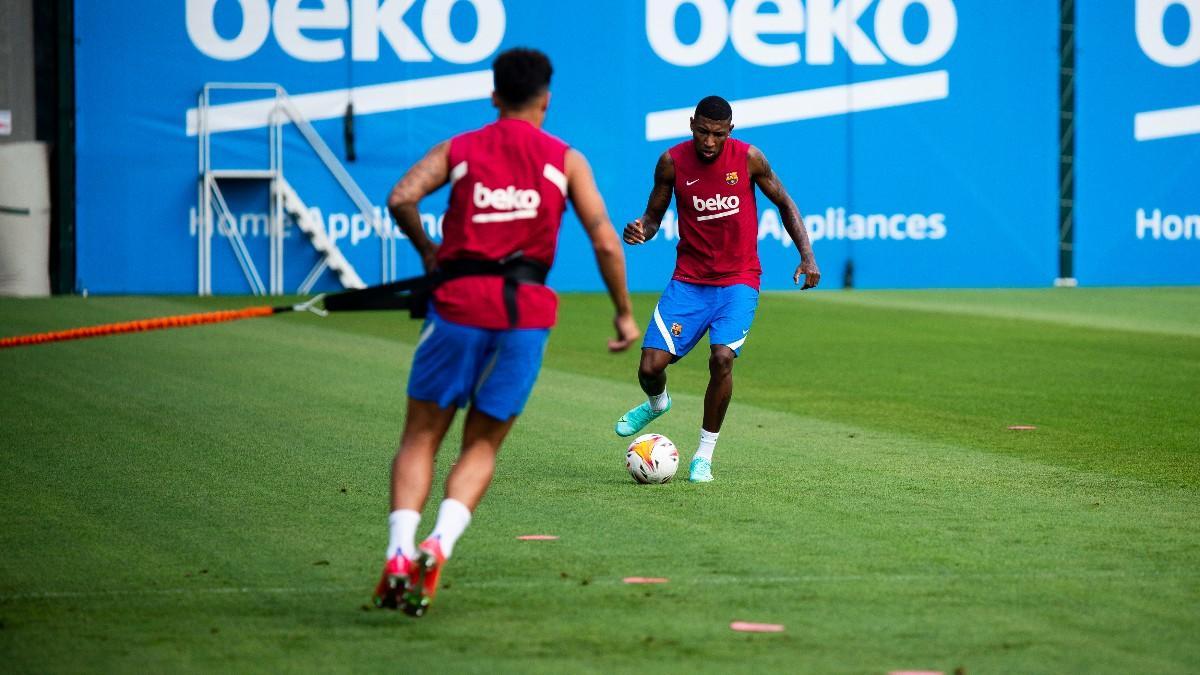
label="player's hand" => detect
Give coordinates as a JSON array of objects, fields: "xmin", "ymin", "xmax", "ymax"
[
  {"xmin": 420, "ymin": 244, "xmax": 440, "ymax": 274},
  {"xmin": 623, "ymin": 218, "xmax": 648, "ymax": 245},
  {"xmin": 794, "ymin": 259, "xmax": 821, "ymax": 290},
  {"xmin": 608, "ymin": 313, "xmax": 641, "ymax": 352}
]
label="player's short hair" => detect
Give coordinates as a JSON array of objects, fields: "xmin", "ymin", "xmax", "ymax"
[
  {"xmin": 694, "ymin": 96, "xmax": 733, "ymax": 122},
  {"xmin": 493, "ymin": 48, "xmax": 553, "ymax": 108}
]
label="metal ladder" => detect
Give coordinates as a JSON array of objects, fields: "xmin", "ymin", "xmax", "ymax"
[{"xmin": 196, "ymin": 83, "xmax": 395, "ymax": 296}]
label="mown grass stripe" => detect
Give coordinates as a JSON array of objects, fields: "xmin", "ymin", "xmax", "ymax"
[{"xmin": 1, "ymin": 290, "xmax": 1197, "ymax": 674}]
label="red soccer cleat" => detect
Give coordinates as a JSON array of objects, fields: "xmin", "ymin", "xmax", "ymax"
[
  {"xmin": 402, "ymin": 538, "xmax": 447, "ymax": 617},
  {"xmin": 372, "ymin": 554, "xmax": 414, "ymax": 610}
]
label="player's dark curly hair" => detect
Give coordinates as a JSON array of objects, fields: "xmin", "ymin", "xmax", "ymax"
[
  {"xmin": 493, "ymin": 48, "xmax": 553, "ymax": 108},
  {"xmin": 694, "ymin": 95, "xmax": 733, "ymax": 122}
]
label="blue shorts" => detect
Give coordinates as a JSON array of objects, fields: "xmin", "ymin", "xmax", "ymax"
[
  {"xmin": 643, "ymin": 280, "xmax": 760, "ymax": 362},
  {"xmin": 407, "ymin": 309, "xmax": 550, "ymax": 421}
]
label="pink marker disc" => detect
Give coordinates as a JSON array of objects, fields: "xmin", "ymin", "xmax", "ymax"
[
  {"xmin": 729, "ymin": 621, "xmax": 785, "ymax": 633},
  {"xmin": 1007, "ymin": 425, "xmax": 1037, "ymax": 431},
  {"xmin": 623, "ymin": 577, "xmax": 669, "ymax": 584},
  {"xmin": 515, "ymin": 535, "xmax": 558, "ymax": 541}
]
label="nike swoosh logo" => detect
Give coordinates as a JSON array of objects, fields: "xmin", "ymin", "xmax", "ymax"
[{"xmin": 686, "ymin": 179, "xmax": 700, "ymax": 186}]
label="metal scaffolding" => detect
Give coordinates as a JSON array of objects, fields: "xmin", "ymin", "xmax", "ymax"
[{"xmin": 195, "ymin": 83, "xmax": 394, "ymax": 296}]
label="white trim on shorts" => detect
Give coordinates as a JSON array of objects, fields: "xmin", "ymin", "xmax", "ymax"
[
  {"xmin": 652, "ymin": 306, "xmax": 677, "ymax": 355},
  {"xmin": 415, "ymin": 321, "xmax": 437, "ymax": 350},
  {"xmin": 473, "ymin": 349, "xmax": 502, "ymax": 397}
]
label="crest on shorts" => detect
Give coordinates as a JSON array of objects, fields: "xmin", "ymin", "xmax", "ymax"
[
  {"xmin": 671, "ymin": 322, "xmax": 683, "ymax": 337},
  {"xmin": 725, "ymin": 171, "xmax": 739, "ymax": 185}
]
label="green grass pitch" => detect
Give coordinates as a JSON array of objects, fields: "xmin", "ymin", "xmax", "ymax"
[{"xmin": 1, "ymin": 288, "xmax": 1198, "ymax": 674}]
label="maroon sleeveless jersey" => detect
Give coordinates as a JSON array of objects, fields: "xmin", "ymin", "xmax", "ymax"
[
  {"xmin": 668, "ymin": 138, "xmax": 761, "ymax": 289},
  {"xmin": 434, "ymin": 118, "xmax": 569, "ymax": 329}
]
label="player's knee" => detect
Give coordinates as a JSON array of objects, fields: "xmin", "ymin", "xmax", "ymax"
[
  {"xmin": 709, "ymin": 349, "xmax": 735, "ymax": 375},
  {"xmin": 638, "ymin": 361, "xmax": 664, "ymax": 383},
  {"xmin": 638, "ymin": 355, "xmax": 667, "ymax": 381}
]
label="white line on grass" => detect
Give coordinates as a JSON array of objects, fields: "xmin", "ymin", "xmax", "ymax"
[
  {"xmin": 783, "ymin": 291, "xmax": 1200, "ymax": 338},
  {"xmin": 4, "ymin": 569, "xmax": 1191, "ymax": 602}
]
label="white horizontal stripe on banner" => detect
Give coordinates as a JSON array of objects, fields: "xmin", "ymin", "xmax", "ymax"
[
  {"xmin": 186, "ymin": 70, "xmax": 493, "ymax": 136},
  {"xmin": 1134, "ymin": 103, "xmax": 1200, "ymax": 141},
  {"xmin": 644, "ymin": 71, "xmax": 950, "ymax": 141}
]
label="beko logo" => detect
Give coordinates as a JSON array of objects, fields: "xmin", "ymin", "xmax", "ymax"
[
  {"xmin": 186, "ymin": 0, "xmax": 505, "ymax": 63},
  {"xmin": 692, "ymin": 194, "xmax": 741, "ymax": 212},
  {"xmin": 471, "ymin": 183, "xmax": 541, "ymax": 223},
  {"xmin": 1137, "ymin": 0, "xmax": 1199, "ymax": 67},
  {"xmin": 690, "ymin": 193, "xmax": 741, "ymax": 221},
  {"xmin": 642, "ymin": 0, "xmax": 956, "ymax": 141},
  {"xmin": 647, "ymin": 0, "xmax": 958, "ymax": 67},
  {"xmin": 1132, "ymin": 0, "xmax": 1200, "ymax": 141},
  {"xmin": 473, "ymin": 183, "xmax": 541, "ymax": 212}
]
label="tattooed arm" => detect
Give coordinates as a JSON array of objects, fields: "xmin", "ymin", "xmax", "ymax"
[
  {"xmin": 748, "ymin": 145, "xmax": 820, "ymax": 289},
  {"xmin": 387, "ymin": 141, "xmax": 450, "ymax": 272},
  {"xmin": 623, "ymin": 151, "xmax": 675, "ymax": 245}
]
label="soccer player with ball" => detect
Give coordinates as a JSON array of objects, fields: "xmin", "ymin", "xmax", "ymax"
[
  {"xmin": 617, "ymin": 96, "xmax": 821, "ymax": 483},
  {"xmin": 373, "ymin": 48, "xmax": 640, "ymax": 616}
]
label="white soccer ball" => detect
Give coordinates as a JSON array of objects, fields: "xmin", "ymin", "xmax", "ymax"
[{"xmin": 625, "ymin": 433, "xmax": 679, "ymax": 484}]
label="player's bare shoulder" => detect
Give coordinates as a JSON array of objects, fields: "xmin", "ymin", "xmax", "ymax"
[
  {"xmin": 746, "ymin": 144, "xmax": 772, "ymax": 178},
  {"xmin": 654, "ymin": 150, "xmax": 676, "ymax": 185},
  {"xmin": 564, "ymin": 147, "xmax": 590, "ymax": 184},
  {"xmin": 389, "ymin": 140, "xmax": 452, "ymax": 209}
]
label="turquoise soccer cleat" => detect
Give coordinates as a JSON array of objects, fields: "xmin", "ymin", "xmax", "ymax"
[
  {"xmin": 688, "ymin": 457, "xmax": 713, "ymax": 483},
  {"xmin": 614, "ymin": 397, "xmax": 671, "ymax": 437}
]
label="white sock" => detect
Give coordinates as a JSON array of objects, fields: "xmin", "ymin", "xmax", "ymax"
[
  {"xmin": 428, "ymin": 498, "xmax": 472, "ymax": 558},
  {"xmin": 387, "ymin": 509, "xmax": 421, "ymax": 560},
  {"xmin": 649, "ymin": 391, "xmax": 671, "ymax": 413},
  {"xmin": 695, "ymin": 428, "xmax": 719, "ymax": 462}
]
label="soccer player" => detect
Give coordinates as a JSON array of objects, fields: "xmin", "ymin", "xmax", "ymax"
[
  {"xmin": 616, "ymin": 95, "xmax": 820, "ymax": 483},
  {"xmin": 373, "ymin": 48, "xmax": 640, "ymax": 616}
]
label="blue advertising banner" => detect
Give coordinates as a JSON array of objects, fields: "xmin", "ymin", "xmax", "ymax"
[
  {"xmin": 74, "ymin": 1, "xmax": 1059, "ymax": 294},
  {"xmin": 1075, "ymin": 0, "xmax": 1200, "ymax": 286}
]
